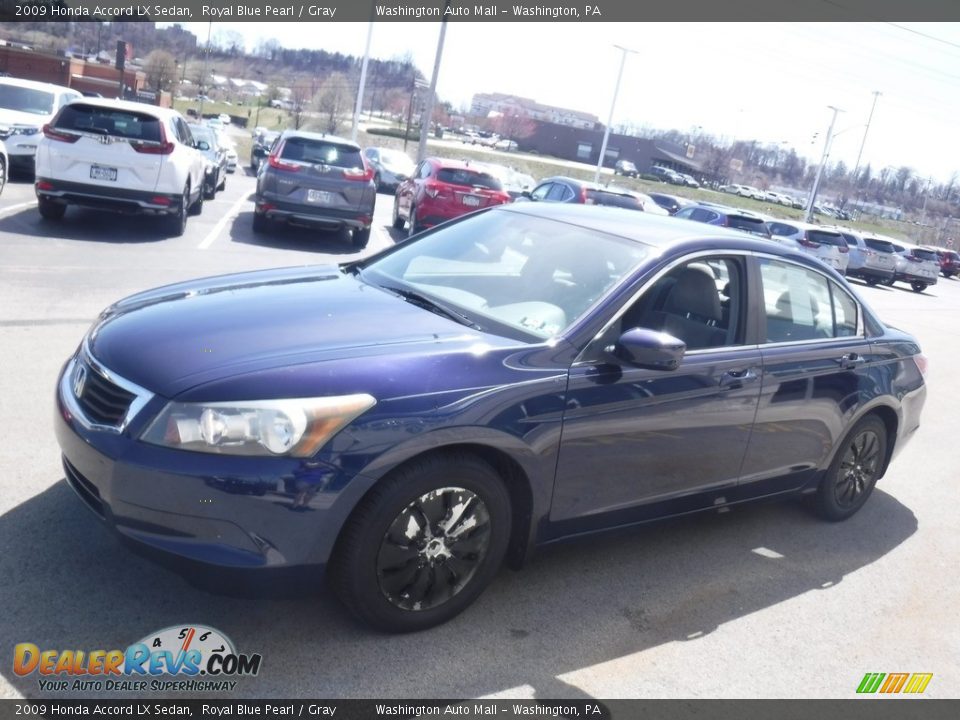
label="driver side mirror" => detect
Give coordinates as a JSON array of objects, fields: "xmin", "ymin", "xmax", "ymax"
[
  {"xmin": 195, "ymin": 140, "xmax": 210, "ymax": 151},
  {"xmin": 520, "ymin": 190, "xmax": 534, "ymax": 200},
  {"xmin": 609, "ymin": 327, "xmax": 685, "ymax": 371}
]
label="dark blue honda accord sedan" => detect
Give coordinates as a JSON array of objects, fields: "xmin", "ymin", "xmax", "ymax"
[{"xmin": 55, "ymin": 203, "xmax": 926, "ymax": 632}]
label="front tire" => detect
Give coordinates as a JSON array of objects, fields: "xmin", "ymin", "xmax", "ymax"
[
  {"xmin": 330, "ymin": 452, "xmax": 511, "ymax": 633},
  {"xmin": 911, "ymin": 282, "xmax": 927, "ymax": 293},
  {"xmin": 812, "ymin": 416, "xmax": 887, "ymax": 522},
  {"xmin": 407, "ymin": 205, "xmax": 421, "ymax": 238}
]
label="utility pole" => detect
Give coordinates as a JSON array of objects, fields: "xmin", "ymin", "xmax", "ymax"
[
  {"xmin": 804, "ymin": 106, "xmax": 843, "ymax": 223},
  {"xmin": 198, "ymin": 21, "xmax": 212, "ymax": 118},
  {"xmin": 594, "ymin": 45, "xmax": 637, "ymax": 185},
  {"xmin": 417, "ymin": 0, "xmax": 451, "ymax": 163},
  {"xmin": 850, "ymin": 90, "xmax": 881, "ymax": 191},
  {"xmin": 351, "ymin": 19, "xmax": 374, "ymax": 143}
]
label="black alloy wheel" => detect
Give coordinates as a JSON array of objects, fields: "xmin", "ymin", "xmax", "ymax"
[
  {"xmin": 391, "ymin": 197, "xmax": 405, "ymax": 230},
  {"xmin": 911, "ymin": 282, "xmax": 927, "ymax": 293},
  {"xmin": 813, "ymin": 415, "xmax": 887, "ymax": 521},
  {"xmin": 165, "ymin": 185, "xmax": 189, "ymax": 237},
  {"xmin": 407, "ymin": 206, "xmax": 420, "ymax": 238},
  {"xmin": 330, "ymin": 452, "xmax": 511, "ymax": 633},
  {"xmin": 38, "ymin": 196, "xmax": 66, "ymax": 221}
]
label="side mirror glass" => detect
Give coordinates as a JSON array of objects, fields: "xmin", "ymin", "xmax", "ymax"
[
  {"xmin": 610, "ymin": 327, "xmax": 686, "ymax": 371},
  {"xmin": 196, "ymin": 140, "xmax": 210, "ymax": 151}
]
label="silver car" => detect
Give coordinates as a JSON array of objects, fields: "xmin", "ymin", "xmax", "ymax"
[
  {"xmin": 363, "ymin": 146, "xmax": 416, "ymax": 193},
  {"xmin": 767, "ymin": 221, "xmax": 849, "ymax": 274},
  {"xmin": 253, "ymin": 130, "xmax": 376, "ymax": 248},
  {"xmin": 889, "ymin": 241, "xmax": 939, "ymax": 293},
  {"xmin": 835, "ymin": 229, "xmax": 896, "ymax": 286}
]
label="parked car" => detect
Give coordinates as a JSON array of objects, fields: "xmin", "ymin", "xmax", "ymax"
[
  {"xmin": 646, "ymin": 192, "xmax": 695, "ymax": 215},
  {"xmin": 650, "ymin": 166, "xmax": 685, "ymax": 184},
  {"xmin": 216, "ymin": 132, "xmax": 238, "ymax": 173},
  {"xmin": 54, "ymin": 203, "xmax": 926, "ymax": 632},
  {"xmin": 188, "ymin": 123, "xmax": 227, "ymax": 199},
  {"xmin": 766, "ymin": 221, "xmax": 849, "ymax": 274},
  {"xmin": 253, "ymin": 130, "xmax": 376, "ymax": 248},
  {"xmin": 674, "ymin": 203, "xmax": 773, "ymax": 239},
  {"xmin": 525, "ymin": 176, "xmax": 645, "ymax": 211},
  {"xmin": 394, "ymin": 158, "xmax": 511, "ymax": 237},
  {"xmin": 930, "ymin": 247, "xmax": 960, "ymax": 278},
  {"xmin": 217, "ymin": 113, "xmax": 231, "ymax": 126},
  {"xmin": 889, "ymin": 243, "xmax": 939, "ymax": 293},
  {"xmin": 363, "ymin": 146, "xmax": 416, "ymax": 192},
  {"xmin": 250, "ymin": 130, "xmax": 280, "ymax": 172},
  {"xmin": 478, "ymin": 162, "xmax": 535, "ymax": 200},
  {"xmin": 678, "ymin": 173, "xmax": 700, "ymax": 188},
  {"xmin": 628, "ymin": 190, "xmax": 671, "ymax": 215},
  {"xmin": 614, "ymin": 159, "xmax": 639, "ymax": 178},
  {"xmin": 35, "ymin": 98, "xmax": 206, "ymax": 236},
  {"xmin": 493, "ymin": 138, "xmax": 518, "ymax": 152},
  {"xmin": 835, "ymin": 229, "xmax": 896, "ymax": 286},
  {"xmin": 0, "ymin": 138, "xmax": 6, "ymax": 196},
  {"xmin": 0, "ymin": 76, "xmax": 82, "ymax": 174}
]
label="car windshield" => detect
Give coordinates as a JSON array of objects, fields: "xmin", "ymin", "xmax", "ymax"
[
  {"xmin": 54, "ymin": 104, "xmax": 163, "ymax": 142},
  {"xmin": 0, "ymin": 84, "xmax": 55, "ymax": 115},
  {"xmin": 189, "ymin": 125, "xmax": 216, "ymax": 144},
  {"xmin": 436, "ymin": 167, "xmax": 503, "ymax": 191},
  {"xmin": 359, "ymin": 209, "xmax": 651, "ymax": 342},
  {"xmin": 280, "ymin": 137, "xmax": 364, "ymax": 169},
  {"xmin": 379, "ymin": 149, "xmax": 413, "ymax": 169}
]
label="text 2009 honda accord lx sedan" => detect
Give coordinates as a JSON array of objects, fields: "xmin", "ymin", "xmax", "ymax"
[{"xmin": 55, "ymin": 203, "xmax": 926, "ymax": 632}]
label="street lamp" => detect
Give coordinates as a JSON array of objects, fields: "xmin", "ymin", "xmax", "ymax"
[
  {"xmin": 594, "ymin": 45, "xmax": 638, "ymax": 185},
  {"xmin": 804, "ymin": 106, "xmax": 842, "ymax": 223}
]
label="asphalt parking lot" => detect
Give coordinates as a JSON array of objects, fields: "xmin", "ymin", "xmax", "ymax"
[{"xmin": 1, "ymin": 168, "xmax": 957, "ymax": 700}]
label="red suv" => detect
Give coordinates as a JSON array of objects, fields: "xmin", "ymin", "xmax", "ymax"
[
  {"xmin": 392, "ymin": 158, "xmax": 511, "ymax": 237},
  {"xmin": 932, "ymin": 247, "xmax": 960, "ymax": 278}
]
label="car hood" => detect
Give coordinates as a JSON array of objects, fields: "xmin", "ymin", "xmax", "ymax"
[
  {"xmin": 86, "ymin": 266, "xmax": 495, "ymax": 399},
  {"xmin": 0, "ymin": 109, "xmax": 49, "ymax": 128}
]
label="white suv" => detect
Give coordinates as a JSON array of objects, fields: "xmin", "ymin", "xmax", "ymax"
[
  {"xmin": 35, "ymin": 98, "xmax": 206, "ymax": 236},
  {"xmin": 0, "ymin": 76, "xmax": 81, "ymax": 175}
]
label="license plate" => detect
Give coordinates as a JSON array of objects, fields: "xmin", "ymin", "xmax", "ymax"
[
  {"xmin": 90, "ymin": 165, "xmax": 117, "ymax": 182},
  {"xmin": 306, "ymin": 189, "xmax": 333, "ymax": 204},
  {"xmin": 462, "ymin": 195, "xmax": 480, "ymax": 207}
]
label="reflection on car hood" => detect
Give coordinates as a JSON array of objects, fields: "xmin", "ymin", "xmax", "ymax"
[{"xmin": 87, "ymin": 266, "xmax": 492, "ymax": 398}]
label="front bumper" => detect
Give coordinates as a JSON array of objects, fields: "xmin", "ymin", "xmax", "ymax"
[{"xmin": 54, "ymin": 359, "xmax": 354, "ymax": 586}]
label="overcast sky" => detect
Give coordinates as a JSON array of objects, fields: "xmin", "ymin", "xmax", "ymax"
[{"xmin": 166, "ymin": 21, "xmax": 960, "ymax": 183}]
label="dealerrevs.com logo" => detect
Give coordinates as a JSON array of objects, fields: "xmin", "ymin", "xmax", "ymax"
[{"xmin": 14, "ymin": 625, "xmax": 262, "ymax": 693}]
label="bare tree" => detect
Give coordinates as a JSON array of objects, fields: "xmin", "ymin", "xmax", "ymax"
[
  {"xmin": 143, "ymin": 49, "xmax": 177, "ymax": 92},
  {"xmin": 314, "ymin": 73, "xmax": 355, "ymax": 135}
]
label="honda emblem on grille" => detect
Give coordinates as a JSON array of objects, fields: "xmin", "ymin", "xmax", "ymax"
[{"xmin": 73, "ymin": 365, "xmax": 87, "ymax": 399}]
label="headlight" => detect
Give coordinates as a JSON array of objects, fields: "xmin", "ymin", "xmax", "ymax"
[
  {"xmin": 11, "ymin": 126, "xmax": 40, "ymax": 136},
  {"xmin": 141, "ymin": 394, "xmax": 376, "ymax": 457}
]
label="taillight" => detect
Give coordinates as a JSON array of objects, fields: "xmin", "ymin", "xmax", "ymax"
[
  {"xmin": 839, "ymin": 245, "xmax": 849, "ymax": 253},
  {"xmin": 914, "ymin": 354, "xmax": 928, "ymax": 376},
  {"xmin": 268, "ymin": 154, "xmax": 301, "ymax": 172},
  {"xmin": 42, "ymin": 124, "xmax": 79, "ymax": 143},
  {"xmin": 343, "ymin": 166, "xmax": 374, "ymax": 182},
  {"xmin": 36, "ymin": 180, "xmax": 54, "ymax": 191},
  {"xmin": 799, "ymin": 238, "xmax": 820, "ymax": 248},
  {"xmin": 150, "ymin": 196, "xmax": 172, "ymax": 206},
  {"xmin": 580, "ymin": 187, "xmax": 589, "ymax": 204},
  {"xmin": 906, "ymin": 255, "xmax": 921, "ymax": 263},
  {"xmin": 424, "ymin": 181, "xmax": 448, "ymax": 199}
]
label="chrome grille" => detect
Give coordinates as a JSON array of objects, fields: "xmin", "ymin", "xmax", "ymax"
[{"xmin": 74, "ymin": 361, "xmax": 136, "ymax": 427}]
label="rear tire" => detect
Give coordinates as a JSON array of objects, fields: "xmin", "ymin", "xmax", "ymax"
[
  {"xmin": 812, "ymin": 415, "xmax": 887, "ymax": 522},
  {"xmin": 407, "ymin": 206, "xmax": 420, "ymax": 238},
  {"xmin": 391, "ymin": 197, "xmax": 405, "ymax": 230},
  {"xmin": 911, "ymin": 282, "xmax": 927, "ymax": 293},
  {"xmin": 0, "ymin": 155, "xmax": 6, "ymax": 197},
  {"xmin": 252, "ymin": 211, "xmax": 270, "ymax": 234},
  {"xmin": 165, "ymin": 185, "xmax": 189, "ymax": 237},
  {"xmin": 329, "ymin": 452, "xmax": 511, "ymax": 633},
  {"xmin": 188, "ymin": 183, "xmax": 203, "ymax": 216},
  {"xmin": 353, "ymin": 227, "xmax": 371, "ymax": 249},
  {"xmin": 865, "ymin": 277, "xmax": 880, "ymax": 287},
  {"xmin": 38, "ymin": 196, "xmax": 66, "ymax": 221}
]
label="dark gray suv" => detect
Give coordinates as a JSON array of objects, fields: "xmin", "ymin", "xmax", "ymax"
[{"xmin": 253, "ymin": 130, "xmax": 376, "ymax": 248}]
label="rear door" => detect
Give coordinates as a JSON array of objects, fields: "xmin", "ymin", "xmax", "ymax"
[
  {"xmin": 45, "ymin": 103, "xmax": 166, "ymax": 191},
  {"xmin": 270, "ymin": 135, "xmax": 373, "ymax": 212},
  {"xmin": 738, "ymin": 255, "xmax": 874, "ymax": 496}
]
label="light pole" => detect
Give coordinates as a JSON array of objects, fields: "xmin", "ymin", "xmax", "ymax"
[
  {"xmin": 198, "ymin": 21, "xmax": 212, "ymax": 118},
  {"xmin": 850, "ymin": 90, "xmax": 881, "ymax": 190},
  {"xmin": 417, "ymin": 0, "xmax": 451, "ymax": 163},
  {"xmin": 594, "ymin": 45, "xmax": 638, "ymax": 185},
  {"xmin": 351, "ymin": 20, "xmax": 374, "ymax": 143},
  {"xmin": 804, "ymin": 106, "xmax": 842, "ymax": 223}
]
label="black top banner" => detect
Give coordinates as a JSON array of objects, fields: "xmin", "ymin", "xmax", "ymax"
[{"xmin": 2, "ymin": 0, "xmax": 960, "ymax": 22}]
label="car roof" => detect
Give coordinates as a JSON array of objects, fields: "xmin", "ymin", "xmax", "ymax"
[
  {"xmin": 428, "ymin": 156, "xmax": 500, "ymax": 171},
  {"xmin": 0, "ymin": 76, "xmax": 78, "ymax": 94},
  {"xmin": 280, "ymin": 129, "xmax": 360, "ymax": 149},
  {"xmin": 67, "ymin": 97, "xmax": 183, "ymax": 118}
]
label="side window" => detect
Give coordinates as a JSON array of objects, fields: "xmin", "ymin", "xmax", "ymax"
[
  {"xmin": 689, "ymin": 208, "xmax": 715, "ymax": 222},
  {"xmin": 831, "ymin": 282, "xmax": 858, "ymax": 337},
  {"xmin": 760, "ymin": 259, "xmax": 844, "ymax": 343},
  {"xmin": 177, "ymin": 119, "xmax": 192, "ymax": 145},
  {"xmin": 675, "ymin": 207, "xmax": 695, "ymax": 220},
  {"xmin": 547, "ymin": 183, "xmax": 572, "ymax": 201},
  {"xmin": 618, "ymin": 257, "xmax": 744, "ymax": 351},
  {"xmin": 531, "ymin": 183, "xmax": 552, "ymax": 201}
]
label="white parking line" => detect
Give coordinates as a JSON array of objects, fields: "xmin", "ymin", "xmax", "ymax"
[
  {"xmin": 197, "ymin": 193, "xmax": 253, "ymax": 250},
  {"xmin": 0, "ymin": 200, "xmax": 37, "ymax": 217}
]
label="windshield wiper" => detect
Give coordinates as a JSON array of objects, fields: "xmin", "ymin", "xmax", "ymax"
[{"xmin": 381, "ymin": 285, "xmax": 483, "ymax": 331}]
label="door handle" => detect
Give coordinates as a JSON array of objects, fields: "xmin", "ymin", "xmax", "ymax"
[
  {"xmin": 837, "ymin": 353, "xmax": 867, "ymax": 370},
  {"xmin": 719, "ymin": 368, "xmax": 758, "ymax": 389}
]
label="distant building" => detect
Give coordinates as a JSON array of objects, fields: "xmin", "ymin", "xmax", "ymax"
[{"xmin": 470, "ymin": 92, "xmax": 599, "ymax": 130}]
